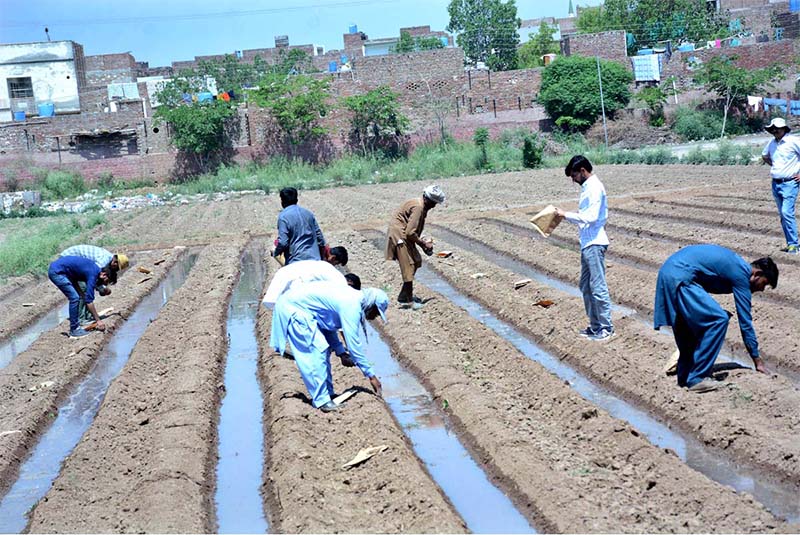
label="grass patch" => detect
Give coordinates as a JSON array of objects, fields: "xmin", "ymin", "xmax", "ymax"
[{"xmin": 0, "ymin": 213, "xmax": 107, "ymax": 279}]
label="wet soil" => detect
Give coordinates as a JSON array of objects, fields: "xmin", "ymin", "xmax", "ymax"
[
  {"xmin": 0, "ymin": 248, "xmax": 186, "ymax": 501},
  {"xmin": 0, "ymin": 278, "xmax": 63, "ymax": 345},
  {"xmin": 338, "ymin": 230, "xmax": 786, "ymax": 532},
  {"xmin": 26, "ymin": 240, "xmax": 246, "ymax": 533},
  {"xmin": 256, "ymin": 296, "xmax": 467, "ymax": 533}
]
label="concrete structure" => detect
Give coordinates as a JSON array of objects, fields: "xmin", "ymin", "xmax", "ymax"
[{"xmin": 0, "ymin": 41, "xmax": 86, "ymax": 122}]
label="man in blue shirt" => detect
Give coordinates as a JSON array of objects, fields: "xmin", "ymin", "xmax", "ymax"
[
  {"xmin": 556, "ymin": 155, "xmax": 614, "ymax": 341},
  {"xmin": 654, "ymin": 244, "xmax": 777, "ymax": 393},
  {"xmin": 270, "ymin": 282, "xmax": 388, "ymax": 412},
  {"xmin": 48, "ymin": 256, "xmax": 112, "ymax": 338},
  {"xmin": 60, "ymin": 245, "xmax": 129, "ymax": 326},
  {"xmin": 274, "ymin": 187, "xmax": 327, "ymax": 265},
  {"xmin": 762, "ymin": 117, "xmax": 800, "ymax": 254}
]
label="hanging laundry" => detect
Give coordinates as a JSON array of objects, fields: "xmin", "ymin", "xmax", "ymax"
[
  {"xmin": 228, "ymin": 89, "xmax": 236, "ymax": 100},
  {"xmin": 790, "ymin": 100, "xmax": 800, "ymax": 116},
  {"xmin": 182, "ymin": 93, "xmax": 192, "ymax": 103},
  {"xmin": 631, "ymin": 54, "xmax": 662, "ymax": 81},
  {"xmin": 763, "ymin": 98, "xmax": 788, "ymax": 114},
  {"xmin": 219, "ymin": 91, "xmax": 231, "ymax": 102},
  {"xmin": 747, "ymin": 96, "xmax": 763, "ymax": 112}
]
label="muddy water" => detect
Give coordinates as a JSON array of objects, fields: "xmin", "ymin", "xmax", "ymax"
[
  {"xmin": 362, "ymin": 321, "xmax": 536, "ymax": 533},
  {"xmin": 0, "ymin": 305, "xmax": 68, "ymax": 369},
  {"xmin": 0, "ymin": 253, "xmax": 197, "ymax": 533},
  {"xmin": 416, "ymin": 268, "xmax": 800, "ymax": 523},
  {"xmin": 215, "ymin": 246, "xmax": 269, "ymax": 533}
]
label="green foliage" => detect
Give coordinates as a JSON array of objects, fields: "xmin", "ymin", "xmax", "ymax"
[
  {"xmin": 473, "ymin": 127, "xmax": 490, "ymax": 168},
  {"xmin": 518, "ymin": 22, "xmax": 559, "ymax": 68},
  {"xmin": 97, "ymin": 171, "xmax": 115, "ymax": 190},
  {"xmin": 671, "ymin": 105, "xmax": 765, "ymax": 141},
  {"xmin": 394, "ymin": 32, "xmax": 444, "ymax": 53},
  {"xmin": 694, "ymin": 55, "xmax": 783, "ymax": 137},
  {"xmin": 539, "ymin": 56, "xmax": 632, "ymax": 132},
  {"xmin": 447, "ymin": 0, "xmax": 520, "ymax": 70},
  {"xmin": 635, "ymin": 85, "xmax": 670, "ymax": 126},
  {"xmin": 39, "ymin": 170, "xmax": 87, "ymax": 200},
  {"xmin": 250, "ymin": 74, "xmax": 330, "ymax": 156},
  {"xmin": 343, "ymin": 86, "xmax": 410, "ymax": 158},
  {"xmin": 416, "ymin": 35, "xmax": 445, "ymax": 51},
  {"xmin": 395, "ymin": 31, "xmax": 416, "ymax": 53},
  {"xmin": 0, "ymin": 213, "xmax": 106, "ymax": 279},
  {"xmin": 522, "ymin": 134, "xmax": 545, "ymax": 168},
  {"xmin": 575, "ymin": 0, "xmax": 729, "ymax": 50}
]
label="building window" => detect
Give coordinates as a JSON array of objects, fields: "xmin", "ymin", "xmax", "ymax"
[{"xmin": 8, "ymin": 77, "xmax": 34, "ymax": 99}]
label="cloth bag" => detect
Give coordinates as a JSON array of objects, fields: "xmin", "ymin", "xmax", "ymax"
[{"xmin": 530, "ymin": 205, "xmax": 563, "ymax": 237}]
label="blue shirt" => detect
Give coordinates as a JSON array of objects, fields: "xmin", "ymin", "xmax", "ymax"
[
  {"xmin": 270, "ymin": 282, "xmax": 374, "ymax": 378},
  {"xmin": 564, "ymin": 175, "xmax": 609, "ymax": 249},
  {"xmin": 654, "ymin": 244, "xmax": 759, "ymax": 357},
  {"xmin": 762, "ymin": 135, "xmax": 800, "ymax": 179},
  {"xmin": 60, "ymin": 245, "xmax": 113, "ymax": 269},
  {"xmin": 49, "ymin": 256, "xmax": 101, "ymax": 304},
  {"xmin": 275, "ymin": 204, "xmax": 326, "ymax": 264}
]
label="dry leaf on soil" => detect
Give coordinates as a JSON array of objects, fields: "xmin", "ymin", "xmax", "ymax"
[{"xmin": 342, "ymin": 445, "xmax": 389, "ymax": 469}]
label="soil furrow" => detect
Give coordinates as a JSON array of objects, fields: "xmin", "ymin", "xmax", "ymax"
[
  {"xmin": 346, "ymin": 230, "xmax": 791, "ymax": 532},
  {"xmin": 409, "ymin": 230, "xmax": 800, "ymax": 495},
  {"xmin": 256, "ymin": 299, "xmax": 467, "ymax": 533},
  {"xmin": 653, "ymin": 198, "xmax": 779, "ymax": 218},
  {"xmin": 26, "ymin": 240, "xmax": 246, "ymax": 533},
  {"xmin": 0, "ymin": 278, "xmax": 64, "ymax": 345},
  {"xmin": 436, "ymin": 220, "xmax": 800, "ymax": 377},
  {"xmin": 0, "ymin": 248, "xmax": 187, "ymax": 500}
]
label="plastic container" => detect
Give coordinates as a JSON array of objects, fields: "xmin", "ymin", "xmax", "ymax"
[
  {"xmin": 38, "ymin": 103, "xmax": 55, "ymax": 117},
  {"xmin": 348, "ymin": 24, "xmax": 358, "ymax": 34},
  {"xmin": 328, "ymin": 61, "xmax": 337, "ymax": 73},
  {"xmin": 791, "ymin": 0, "xmax": 799, "ymax": 12},
  {"xmin": 543, "ymin": 53, "xmax": 557, "ymax": 65},
  {"xmin": 677, "ymin": 43, "xmax": 695, "ymax": 52},
  {"xmin": 440, "ymin": 36, "xmax": 449, "ymax": 47},
  {"xmin": 13, "ymin": 111, "xmax": 25, "ymax": 121},
  {"xmin": 637, "ymin": 48, "xmax": 653, "ymax": 55}
]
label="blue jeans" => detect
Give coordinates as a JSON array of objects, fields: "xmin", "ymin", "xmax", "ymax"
[
  {"xmin": 580, "ymin": 244, "xmax": 613, "ymax": 332},
  {"xmin": 772, "ymin": 179, "xmax": 799, "ymax": 247},
  {"xmin": 48, "ymin": 268, "xmax": 81, "ymax": 332}
]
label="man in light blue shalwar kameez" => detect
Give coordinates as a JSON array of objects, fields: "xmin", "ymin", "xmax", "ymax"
[
  {"xmin": 654, "ymin": 244, "xmax": 778, "ymax": 393},
  {"xmin": 270, "ymin": 282, "xmax": 388, "ymax": 412}
]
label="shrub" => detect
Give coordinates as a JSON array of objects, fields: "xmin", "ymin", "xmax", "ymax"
[
  {"xmin": 97, "ymin": 171, "xmax": 115, "ymax": 190},
  {"xmin": 522, "ymin": 135, "xmax": 545, "ymax": 168},
  {"xmin": 42, "ymin": 170, "xmax": 87, "ymax": 200},
  {"xmin": 671, "ymin": 107, "xmax": 724, "ymax": 141},
  {"xmin": 473, "ymin": 128, "xmax": 490, "ymax": 169},
  {"xmin": 683, "ymin": 146, "xmax": 707, "ymax": 165}
]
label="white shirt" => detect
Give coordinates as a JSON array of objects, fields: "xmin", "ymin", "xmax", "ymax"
[
  {"xmin": 262, "ymin": 260, "xmax": 346, "ymax": 309},
  {"xmin": 763, "ymin": 135, "xmax": 800, "ymax": 179},
  {"xmin": 564, "ymin": 174, "xmax": 609, "ymax": 249}
]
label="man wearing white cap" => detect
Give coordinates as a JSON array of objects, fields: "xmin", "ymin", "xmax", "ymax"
[
  {"xmin": 270, "ymin": 282, "xmax": 388, "ymax": 412},
  {"xmin": 763, "ymin": 117, "xmax": 800, "ymax": 254},
  {"xmin": 385, "ymin": 184, "xmax": 445, "ymax": 308}
]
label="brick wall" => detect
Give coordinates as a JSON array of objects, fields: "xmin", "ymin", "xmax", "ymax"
[
  {"xmin": 85, "ymin": 53, "xmax": 137, "ymax": 85},
  {"xmin": 562, "ymin": 30, "xmax": 629, "ymax": 67},
  {"xmin": 660, "ymin": 39, "xmax": 796, "ymax": 81}
]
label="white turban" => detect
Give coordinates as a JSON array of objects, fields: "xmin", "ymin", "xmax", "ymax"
[{"xmin": 423, "ymin": 184, "xmax": 446, "ymax": 204}]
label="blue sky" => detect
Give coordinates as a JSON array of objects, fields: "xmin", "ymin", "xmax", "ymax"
[{"xmin": 0, "ymin": 0, "xmax": 601, "ymax": 67}]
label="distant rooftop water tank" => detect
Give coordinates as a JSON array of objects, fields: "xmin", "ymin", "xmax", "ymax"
[
  {"xmin": 328, "ymin": 61, "xmax": 337, "ymax": 73},
  {"xmin": 440, "ymin": 36, "xmax": 448, "ymax": 47},
  {"xmin": 348, "ymin": 24, "xmax": 358, "ymax": 34},
  {"xmin": 637, "ymin": 48, "xmax": 653, "ymax": 55}
]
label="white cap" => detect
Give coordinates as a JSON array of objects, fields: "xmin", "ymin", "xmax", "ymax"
[{"xmin": 766, "ymin": 117, "xmax": 791, "ymax": 133}]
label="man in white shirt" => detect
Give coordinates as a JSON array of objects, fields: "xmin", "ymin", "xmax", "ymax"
[
  {"xmin": 556, "ymin": 155, "xmax": 614, "ymax": 341},
  {"xmin": 262, "ymin": 253, "xmax": 350, "ymax": 310},
  {"xmin": 762, "ymin": 117, "xmax": 800, "ymax": 255}
]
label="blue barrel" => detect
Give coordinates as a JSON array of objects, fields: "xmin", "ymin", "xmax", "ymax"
[
  {"xmin": 791, "ymin": 0, "xmax": 799, "ymax": 12},
  {"xmin": 440, "ymin": 36, "xmax": 449, "ymax": 47},
  {"xmin": 13, "ymin": 111, "xmax": 25, "ymax": 121},
  {"xmin": 341, "ymin": 54, "xmax": 348, "ymax": 64},
  {"xmin": 197, "ymin": 92, "xmax": 213, "ymax": 103},
  {"xmin": 328, "ymin": 61, "xmax": 337, "ymax": 73},
  {"xmin": 38, "ymin": 103, "xmax": 55, "ymax": 117},
  {"xmin": 348, "ymin": 24, "xmax": 358, "ymax": 34}
]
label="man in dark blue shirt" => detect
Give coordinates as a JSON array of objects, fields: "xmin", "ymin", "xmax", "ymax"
[
  {"xmin": 274, "ymin": 187, "xmax": 327, "ymax": 265},
  {"xmin": 654, "ymin": 244, "xmax": 778, "ymax": 392},
  {"xmin": 48, "ymin": 256, "xmax": 111, "ymax": 338}
]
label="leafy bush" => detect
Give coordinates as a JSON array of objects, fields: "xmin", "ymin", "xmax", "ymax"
[
  {"xmin": 473, "ymin": 128, "xmax": 490, "ymax": 169},
  {"xmin": 41, "ymin": 170, "xmax": 87, "ymax": 200},
  {"xmin": 671, "ymin": 107, "xmax": 724, "ymax": 141},
  {"xmin": 97, "ymin": 171, "xmax": 115, "ymax": 190},
  {"xmin": 522, "ymin": 135, "xmax": 545, "ymax": 168}
]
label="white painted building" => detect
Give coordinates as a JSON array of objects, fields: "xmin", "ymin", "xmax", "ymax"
[{"xmin": 0, "ymin": 41, "xmax": 86, "ymax": 122}]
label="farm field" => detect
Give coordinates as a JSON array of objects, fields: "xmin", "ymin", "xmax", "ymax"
[{"xmin": 0, "ymin": 164, "xmax": 798, "ymax": 533}]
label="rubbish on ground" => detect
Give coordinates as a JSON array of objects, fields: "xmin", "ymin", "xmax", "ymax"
[
  {"xmin": 664, "ymin": 349, "xmax": 680, "ymax": 375},
  {"xmin": 138, "ymin": 277, "xmax": 153, "ymax": 284},
  {"xmin": 342, "ymin": 445, "xmax": 389, "ymax": 469},
  {"xmin": 333, "ymin": 388, "xmax": 358, "ymax": 406},
  {"xmin": 98, "ymin": 307, "xmax": 114, "ymax": 317},
  {"xmin": 533, "ymin": 299, "xmax": 555, "ymax": 308},
  {"xmin": 471, "ymin": 273, "xmax": 487, "ymax": 279},
  {"xmin": 436, "ymin": 251, "xmax": 453, "ymax": 258},
  {"xmin": 21, "ymin": 303, "xmax": 35, "ymax": 307},
  {"xmin": 514, "ymin": 278, "xmax": 532, "ymax": 289},
  {"xmin": 137, "ymin": 266, "xmax": 152, "ymax": 274},
  {"xmin": 530, "ymin": 205, "xmax": 564, "ymax": 237},
  {"xmin": 0, "ymin": 430, "xmax": 22, "ymax": 437},
  {"xmin": 28, "ymin": 380, "xmax": 55, "ymax": 392},
  {"xmin": 153, "ymin": 259, "xmax": 166, "ymax": 265}
]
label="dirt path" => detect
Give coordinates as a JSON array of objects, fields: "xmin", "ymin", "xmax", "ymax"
[
  {"xmin": 256, "ymin": 302, "xmax": 467, "ymax": 533},
  {"xmin": 340, "ymin": 230, "xmax": 786, "ymax": 532},
  {"xmin": 0, "ymin": 249, "xmax": 186, "ymax": 499},
  {"xmin": 27, "ymin": 240, "xmax": 246, "ymax": 533}
]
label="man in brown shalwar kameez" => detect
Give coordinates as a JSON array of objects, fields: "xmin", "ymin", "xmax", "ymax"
[{"xmin": 385, "ymin": 185, "xmax": 446, "ymax": 308}]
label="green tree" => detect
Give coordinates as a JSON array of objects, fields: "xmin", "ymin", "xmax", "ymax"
[
  {"xmin": 447, "ymin": 0, "xmax": 520, "ymax": 71},
  {"xmin": 635, "ymin": 85, "xmax": 670, "ymax": 126},
  {"xmin": 538, "ymin": 56, "xmax": 633, "ymax": 132},
  {"xmin": 518, "ymin": 22, "xmax": 559, "ymax": 68},
  {"xmin": 343, "ymin": 86, "xmax": 410, "ymax": 158},
  {"xmin": 250, "ymin": 74, "xmax": 330, "ymax": 158},
  {"xmin": 416, "ymin": 35, "xmax": 445, "ymax": 50},
  {"xmin": 473, "ymin": 127, "xmax": 490, "ymax": 168},
  {"xmin": 522, "ymin": 134, "xmax": 545, "ymax": 168},
  {"xmin": 576, "ymin": 0, "xmax": 729, "ymax": 49},
  {"xmin": 694, "ymin": 55, "xmax": 783, "ymax": 138},
  {"xmin": 395, "ymin": 31, "xmax": 415, "ymax": 53}
]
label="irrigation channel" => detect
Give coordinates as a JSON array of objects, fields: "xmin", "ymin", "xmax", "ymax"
[
  {"xmin": 362, "ymin": 321, "xmax": 536, "ymax": 533},
  {"xmin": 0, "ymin": 304, "xmax": 68, "ymax": 370},
  {"xmin": 430, "ymin": 223, "xmax": 800, "ymax": 388},
  {"xmin": 414, "ymin": 266, "xmax": 800, "ymax": 523},
  {"xmin": 0, "ymin": 253, "xmax": 198, "ymax": 533},
  {"xmin": 215, "ymin": 245, "xmax": 269, "ymax": 533}
]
